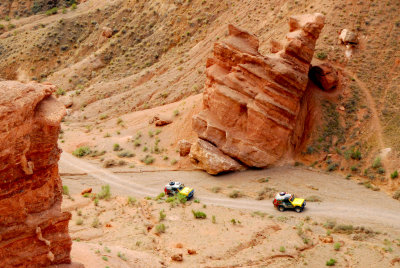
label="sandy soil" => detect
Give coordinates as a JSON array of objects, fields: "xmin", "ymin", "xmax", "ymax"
[{"xmin": 61, "ymin": 152, "xmax": 400, "ymax": 267}]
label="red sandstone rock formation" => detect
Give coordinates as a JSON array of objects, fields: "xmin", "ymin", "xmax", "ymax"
[
  {"xmin": 0, "ymin": 81, "xmax": 72, "ymax": 267},
  {"xmin": 192, "ymin": 14, "xmax": 325, "ymax": 173}
]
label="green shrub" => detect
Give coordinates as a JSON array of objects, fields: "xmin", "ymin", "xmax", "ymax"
[
  {"xmin": 192, "ymin": 210, "xmax": 207, "ymax": 219},
  {"xmin": 127, "ymin": 196, "xmax": 136, "ymax": 205},
  {"xmin": 46, "ymin": 7, "xmax": 58, "ymax": 16},
  {"xmin": 71, "ymin": 3, "xmax": 77, "ymax": 10},
  {"xmin": 113, "ymin": 143, "xmax": 121, "ymax": 151},
  {"xmin": 118, "ymin": 150, "xmax": 134, "ymax": 158},
  {"xmin": 99, "ymin": 114, "xmax": 108, "ymax": 120},
  {"xmin": 141, "ymin": 155, "xmax": 155, "ymax": 165},
  {"xmin": 390, "ymin": 170, "xmax": 398, "ymax": 179},
  {"xmin": 62, "ymin": 185, "xmax": 69, "ymax": 195},
  {"xmin": 117, "ymin": 252, "xmax": 127, "ymax": 261},
  {"xmin": 173, "ymin": 109, "xmax": 179, "ymax": 116},
  {"xmin": 56, "ymin": 88, "xmax": 66, "ymax": 96},
  {"xmin": 393, "ymin": 191, "xmax": 400, "ymax": 200},
  {"xmin": 212, "ymin": 215, "xmax": 216, "ymax": 224},
  {"xmin": 75, "ymin": 218, "xmax": 83, "ymax": 225},
  {"xmin": 334, "ymin": 242, "xmax": 341, "ymax": 251},
  {"xmin": 372, "ymin": 157, "xmax": 382, "ymax": 169},
  {"xmin": 159, "ymin": 210, "xmax": 166, "ymax": 221},
  {"xmin": 279, "ymin": 246, "xmax": 286, "ymax": 253},
  {"xmin": 326, "ymin": 258, "xmax": 337, "ymax": 266},
  {"xmin": 98, "ymin": 185, "xmax": 111, "ymax": 200},
  {"xmin": 92, "ymin": 217, "xmax": 100, "ymax": 228},
  {"xmin": 333, "ymin": 224, "xmax": 353, "ymax": 234},
  {"xmin": 72, "ymin": 146, "xmax": 91, "ymax": 157},
  {"xmin": 326, "ymin": 163, "xmax": 339, "ymax": 172},
  {"xmin": 228, "ymin": 190, "xmax": 242, "ymax": 198},
  {"xmin": 211, "ymin": 186, "xmax": 221, "ymax": 193},
  {"xmin": 155, "ymin": 192, "xmax": 165, "ymax": 200},
  {"xmin": 155, "ymin": 223, "xmax": 166, "ymax": 233},
  {"xmin": 323, "ymin": 219, "xmax": 336, "ymax": 229},
  {"xmin": 148, "ymin": 130, "xmax": 154, "ymax": 137},
  {"xmin": 351, "ymin": 149, "xmax": 362, "ymax": 160},
  {"xmin": 377, "ymin": 167, "xmax": 385, "ymax": 174},
  {"xmin": 316, "ymin": 51, "xmax": 327, "ymax": 60},
  {"xmin": 0, "ymin": 24, "xmax": 4, "ymax": 30},
  {"xmin": 134, "ymin": 140, "xmax": 141, "ymax": 147}
]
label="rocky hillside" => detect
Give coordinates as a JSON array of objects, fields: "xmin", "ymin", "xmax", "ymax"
[{"xmin": 0, "ymin": 0, "xmax": 399, "ymax": 191}]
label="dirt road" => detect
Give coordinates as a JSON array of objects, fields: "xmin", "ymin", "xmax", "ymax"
[{"xmin": 60, "ymin": 153, "xmax": 400, "ymax": 230}]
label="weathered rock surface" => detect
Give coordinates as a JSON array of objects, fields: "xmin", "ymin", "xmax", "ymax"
[
  {"xmin": 189, "ymin": 139, "xmax": 245, "ymax": 175},
  {"xmin": 309, "ymin": 63, "xmax": 339, "ymax": 91},
  {"xmin": 102, "ymin": 27, "xmax": 113, "ymax": 38},
  {"xmin": 192, "ymin": 14, "xmax": 325, "ymax": 171},
  {"xmin": 339, "ymin": 29, "xmax": 358, "ymax": 45},
  {"xmin": 0, "ymin": 81, "xmax": 72, "ymax": 267},
  {"xmin": 178, "ymin": 140, "xmax": 192, "ymax": 157}
]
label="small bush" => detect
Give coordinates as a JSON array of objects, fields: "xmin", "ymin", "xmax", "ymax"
[
  {"xmin": 98, "ymin": 185, "xmax": 111, "ymax": 200},
  {"xmin": 156, "ymin": 223, "xmax": 166, "ymax": 233},
  {"xmin": 134, "ymin": 140, "xmax": 141, "ymax": 147},
  {"xmin": 334, "ymin": 242, "xmax": 341, "ymax": 251},
  {"xmin": 316, "ymin": 51, "xmax": 327, "ymax": 60},
  {"xmin": 228, "ymin": 190, "xmax": 242, "ymax": 198},
  {"xmin": 56, "ymin": 88, "xmax": 66, "ymax": 96},
  {"xmin": 127, "ymin": 196, "xmax": 136, "ymax": 205},
  {"xmin": 211, "ymin": 186, "xmax": 221, "ymax": 193},
  {"xmin": 46, "ymin": 7, "xmax": 58, "ymax": 16},
  {"xmin": 62, "ymin": 185, "xmax": 70, "ymax": 195},
  {"xmin": 173, "ymin": 109, "xmax": 179, "ymax": 116},
  {"xmin": 323, "ymin": 219, "xmax": 336, "ymax": 229},
  {"xmin": 326, "ymin": 258, "xmax": 337, "ymax": 266},
  {"xmin": 212, "ymin": 215, "xmax": 216, "ymax": 224},
  {"xmin": 377, "ymin": 167, "xmax": 385, "ymax": 174},
  {"xmin": 141, "ymin": 155, "xmax": 155, "ymax": 165},
  {"xmin": 75, "ymin": 218, "xmax": 83, "ymax": 225},
  {"xmin": 99, "ymin": 114, "xmax": 108, "ymax": 120},
  {"xmin": 113, "ymin": 144, "xmax": 121, "ymax": 151},
  {"xmin": 393, "ymin": 190, "xmax": 400, "ymax": 200},
  {"xmin": 71, "ymin": 3, "xmax": 77, "ymax": 10},
  {"xmin": 391, "ymin": 170, "xmax": 399, "ymax": 179},
  {"xmin": 72, "ymin": 146, "xmax": 91, "ymax": 157},
  {"xmin": 192, "ymin": 210, "xmax": 207, "ymax": 219},
  {"xmin": 117, "ymin": 252, "xmax": 127, "ymax": 261},
  {"xmin": 351, "ymin": 149, "xmax": 362, "ymax": 160},
  {"xmin": 148, "ymin": 130, "xmax": 154, "ymax": 137},
  {"xmin": 372, "ymin": 157, "xmax": 382, "ymax": 169},
  {"xmin": 118, "ymin": 150, "xmax": 134, "ymax": 158},
  {"xmin": 155, "ymin": 192, "xmax": 165, "ymax": 200},
  {"xmin": 279, "ymin": 246, "xmax": 286, "ymax": 253},
  {"xmin": 333, "ymin": 224, "xmax": 353, "ymax": 234},
  {"xmin": 326, "ymin": 163, "xmax": 339, "ymax": 172},
  {"xmin": 159, "ymin": 210, "xmax": 166, "ymax": 221}
]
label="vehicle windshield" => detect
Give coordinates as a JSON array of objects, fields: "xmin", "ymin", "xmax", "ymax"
[{"xmin": 289, "ymin": 195, "xmax": 294, "ymax": 202}]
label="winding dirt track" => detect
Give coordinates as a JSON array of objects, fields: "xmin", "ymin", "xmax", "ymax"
[{"xmin": 60, "ymin": 153, "xmax": 400, "ymax": 230}]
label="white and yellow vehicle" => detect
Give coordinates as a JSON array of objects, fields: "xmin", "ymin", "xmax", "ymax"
[
  {"xmin": 273, "ymin": 192, "xmax": 306, "ymax": 213},
  {"xmin": 164, "ymin": 181, "xmax": 194, "ymax": 200}
]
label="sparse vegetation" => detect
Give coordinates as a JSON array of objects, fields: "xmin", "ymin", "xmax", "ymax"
[
  {"xmin": 98, "ymin": 185, "xmax": 111, "ymax": 200},
  {"xmin": 159, "ymin": 210, "xmax": 166, "ymax": 221},
  {"xmin": 326, "ymin": 258, "xmax": 337, "ymax": 266},
  {"xmin": 92, "ymin": 217, "xmax": 100, "ymax": 228},
  {"xmin": 279, "ymin": 246, "xmax": 286, "ymax": 253},
  {"xmin": 155, "ymin": 223, "xmax": 166, "ymax": 234},
  {"xmin": 127, "ymin": 196, "xmax": 136, "ymax": 205},
  {"xmin": 316, "ymin": 51, "xmax": 327, "ymax": 60},
  {"xmin": 62, "ymin": 185, "xmax": 69, "ymax": 195},
  {"xmin": 305, "ymin": 195, "xmax": 322, "ymax": 202},
  {"xmin": 141, "ymin": 155, "xmax": 155, "ymax": 165},
  {"xmin": 192, "ymin": 210, "xmax": 207, "ymax": 219},
  {"xmin": 372, "ymin": 157, "xmax": 382, "ymax": 169},
  {"xmin": 72, "ymin": 146, "xmax": 91, "ymax": 157},
  {"xmin": 390, "ymin": 170, "xmax": 398, "ymax": 179},
  {"xmin": 228, "ymin": 190, "xmax": 242, "ymax": 198},
  {"xmin": 117, "ymin": 252, "xmax": 127, "ymax": 261},
  {"xmin": 334, "ymin": 242, "xmax": 341, "ymax": 251}
]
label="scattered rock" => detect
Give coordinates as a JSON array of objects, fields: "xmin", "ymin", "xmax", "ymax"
[
  {"xmin": 149, "ymin": 115, "xmax": 160, "ymax": 124},
  {"xmin": 339, "ymin": 106, "xmax": 345, "ymax": 111},
  {"xmin": 192, "ymin": 14, "xmax": 325, "ymax": 169},
  {"xmin": 102, "ymin": 27, "xmax": 113, "ymax": 38},
  {"xmin": 171, "ymin": 253, "xmax": 183, "ymax": 262},
  {"xmin": 175, "ymin": 243, "xmax": 183, "ymax": 248},
  {"xmin": 155, "ymin": 118, "xmax": 172, "ymax": 126},
  {"xmin": 319, "ymin": 235, "xmax": 333, "ymax": 243},
  {"xmin": 178, "ymin": 140, "xmax": 192, "ymax": 157},
  {"xmin": 105, "ymin": 223, "xmax": 112, "ymax": 228},
  {"xmin": 189, "ymin": 139, "xmax": 245, "ymax": 175},
  {"xmin": 81, "ymin": 188, "xmax": 92, "ymax": 195},
  {"xmin": 309, "ymin": 63, "xmax": 339, "ymax": 91},
  {"xmin": 187, "ymin": 249, "xmax": 197, "ymax": 255},
  {"xmin": 339, "ymin": 29, "xmax": 358, "ymax": 45}
]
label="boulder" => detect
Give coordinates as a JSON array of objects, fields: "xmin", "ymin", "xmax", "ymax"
[
  {"xmin": 309, "ymin": 63, "xmax": 339, "ymax": 91},
  {"xmin": 155, "ymin": 118, "xmax": 172, "ymax": 126},
  {"xmin": 189, "ymin": 139, "xmax": 245, "ymax": 175},
  {"xmin": 0, "ymin": 81, "xmax": 72, "ymax": 266},
  {"xmin": 171, "ymin": 253, "xmax": 183, "ymax": 262},
  {"xmin": 339, "ymin": 29, "xmax": 358, "ymax": 45},
  {"xmin": 81, "ymin": 188, "xmax": 92, "ymax": 195},
  {"xmin": 102, "ymin": 27, "xmax": 113, "ymax": 38},
  {"xmin": 192, "ymin": 14, "xmax": 325, "ymax": 169},
  {"xmin": 178, "ymin": 140, "xmax": 192, "ymax": 157}
]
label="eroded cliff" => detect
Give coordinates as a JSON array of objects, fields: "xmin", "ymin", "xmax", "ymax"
[
  {"xmin": 0, "ymin": 81, "xmax": 72, "ymax": 267},
  {"xmin": 192, "ymin": 13, "xmax": 325, "ymax": 173}
]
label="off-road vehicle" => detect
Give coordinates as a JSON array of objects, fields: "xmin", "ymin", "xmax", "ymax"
[{"xmin": 273, "ymin": 192, "xmax": 306, "ymax": 213}]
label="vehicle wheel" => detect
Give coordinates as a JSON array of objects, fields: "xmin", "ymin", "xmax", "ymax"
[
  {"xmin": 295, "ymin": 207, "xmax": 302, "ymax": 213},
  {"xmin": 278, "ymin": 206, "xmax": 285, "ymax": 212}
]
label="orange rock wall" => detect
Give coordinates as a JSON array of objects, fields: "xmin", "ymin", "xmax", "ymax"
[
  {"xmin": 193, "ymin": 14, "xmax": 325, "ymax": 168},
  {"xmin": 0, "ymin": 81, "xmax": 72, "ymax": 267}
]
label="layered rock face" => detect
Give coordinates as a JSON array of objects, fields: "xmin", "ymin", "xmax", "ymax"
[
  {"xmin": 192, "ymin": 14, "xmax": 325, "ymax": 172},
  {"xmin": 0, "ymin": 81, "xmax": 72, "ymax": 267}
]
